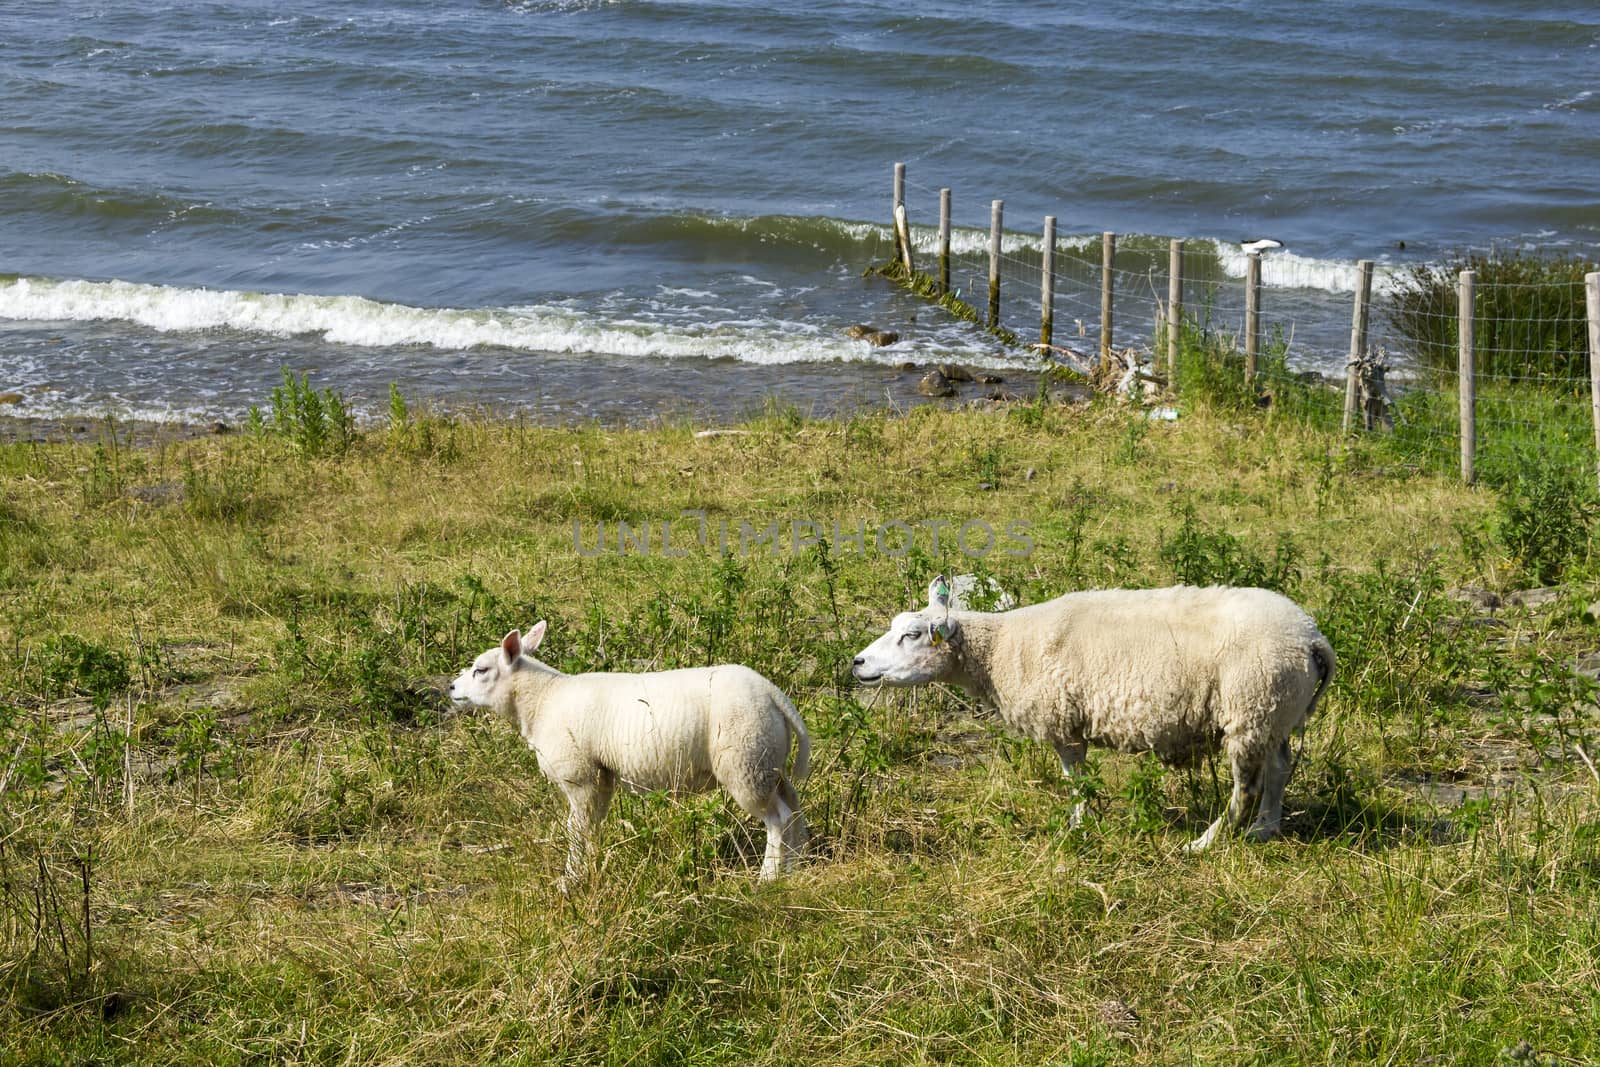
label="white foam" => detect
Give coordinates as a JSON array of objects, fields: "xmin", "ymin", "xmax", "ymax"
[
  {"xmin": 0, "ymin": 274, "xmax": 1023, "ymax": 369},
  {"xmin": 854, "ymin": 206, "xmax": 1407, "ymax": 297},
  {"xmin": 1211, "ymin": 241, "xmax": 1401, "ymax": 295},
  {"xmin": 1544, "ymin": 90, "xmax": 1593, "ymax": 111},
  {"xmin": 904, "ymin": 223, "xmax": 1099, "ymax": 258},
  {"xmin": 824, "ymin": 214, "xmax": 1100, "ymax": 259}
]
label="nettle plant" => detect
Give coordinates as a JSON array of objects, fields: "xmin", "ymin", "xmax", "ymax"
[
  {"xmin": 1493, "ymin": 463, "xmax": 1595, "ymax": 586},
  {"xmin": 34, "ymin": 635, "xmax": 132, "ymax": 800}
]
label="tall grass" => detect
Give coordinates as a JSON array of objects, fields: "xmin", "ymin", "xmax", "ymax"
[{"xmin": 1386, "ymin": 251, "xmax": 1597, "ymax": 381}]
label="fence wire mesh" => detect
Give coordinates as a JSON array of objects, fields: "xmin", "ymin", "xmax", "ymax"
[{"xmin": 896, "ymin": 174, "xmax": 1599, "ymax": 487}]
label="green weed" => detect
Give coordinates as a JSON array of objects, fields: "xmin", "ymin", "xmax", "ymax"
[
  {"xmin": 1494, "ymin": 461, "xmax": 1595, "ymax": 585},
  {"xmin": 1158, "ymin": 503, "xmax": 1302, "ymax": 592},
  {"xmin": 247, "ymin": 367, "xmax": 355, "ymax": 458}
]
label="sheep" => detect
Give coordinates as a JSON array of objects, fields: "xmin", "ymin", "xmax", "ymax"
[
  {"xmin": 852, "ymin": 577, "xmax": 1335, "ymax": 851},
  {"xmin": 449, "ymin": 621, "xmax": 810, "ymax": 884}
]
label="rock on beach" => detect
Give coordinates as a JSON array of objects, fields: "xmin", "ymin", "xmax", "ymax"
[
  {"xmin": 918, "ymin": 369, "xmax": 956, "ymax": 397},
  {"xmin": 845, "ymin": 324, "xmax": 900, "ymax": 347}
]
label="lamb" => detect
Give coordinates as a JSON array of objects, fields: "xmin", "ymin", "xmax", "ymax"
[
  {"xmin": 852, "ymin": 577, "xmax": 1334, "ymax": 851},
  {"xmin": 449, "ymin": 621, "xmax": 810, "ymax": 884}
]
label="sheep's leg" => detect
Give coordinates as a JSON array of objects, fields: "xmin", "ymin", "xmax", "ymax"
[
  {"xmin": 1184, "ymin": 780, "xmax": 1244, "ymax": 853},
  {"xmin": 760, "ymin": 791, "xmax": 796, "ymax": 883},
  {"xmin": 1184, "ymin": 750, "xmax": 1260, "ymax": 853},
  {"xmin": 725, "ymin": 765, "xmax": 801, "ymax": 882},
  {"xmin": 1244, "ymin": 739, "xmax": 1293, "ymax": 842},
  {"xmin": 777, "ymin": 774, "xmax": 809, "ymax": 861},
  {"xmin": 558, "ymin": 772, "xmax": 615, "ymax": 892},
  {"xmin": 1053, "ymin": 741, "xmax": 1089, "ymax": 829}
]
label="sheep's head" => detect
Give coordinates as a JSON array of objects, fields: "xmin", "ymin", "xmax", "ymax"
[
  {"xmin": 852, "ymin": 576, "xmax": 958, "ymax": 686},
  {"xmin": 450, "ymin": 620, "xmax": 547, "ymax": 708}
]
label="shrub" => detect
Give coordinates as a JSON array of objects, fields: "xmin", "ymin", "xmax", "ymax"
[
  {"xmin": 1386, "ymin": 251, "xmax": 1597, "ymax": 383},
  {"xmin": 385, "ymin": 383, "xmax": 458, "ymax": 461},
  {"xmin": 1494, "ymin": 463, "xmax": 1595, "ymax": 585},
  {"xmin": 1167, "ymin": 312, "xmax": 1333, "ymax": 422},
  {"xmin": 1168, "ymin": 309, "xmax": 1262, "ymax": 413}
]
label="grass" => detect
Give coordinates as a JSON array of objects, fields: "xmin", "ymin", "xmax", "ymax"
[{"xmin": 3, "ymin": 383, "xmax": 1600, "ymax": 1064}]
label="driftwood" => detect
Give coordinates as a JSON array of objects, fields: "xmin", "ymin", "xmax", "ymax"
[
  {"xmin": 1031, "ymin": 342, "xmax": 1095, "ymax": 376},
  {"xmin": 1032, "ymin": 343, "xmax": 1169, "ymax": 401},
  {"xmin": 1349, "ymin": 345, "xmax": 1396, "ymax": 431},
  {"xmin": 1107, "ymin": 348, "xmax": 1167, "ymax": 400}
]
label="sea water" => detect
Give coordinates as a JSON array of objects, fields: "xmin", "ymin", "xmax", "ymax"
[{"xmin": 1, "ymin": 0, "xmax": 1596, "ymax": 425}]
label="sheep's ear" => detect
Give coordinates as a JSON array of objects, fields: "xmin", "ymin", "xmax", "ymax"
[
  {"xmin": 524, "ymin": 620, "xmax": 547, "ymax": 653},
  {"xmin": 500, "ymin": 629, "xmax": 522, "ymax": 663},
  {"xmin": 927, "ymin": 574, "xmax": 952, "ymax": 612}
]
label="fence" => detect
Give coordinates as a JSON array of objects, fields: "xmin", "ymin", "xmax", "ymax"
[{"xmin": 884, "ymin": 163, "xmax": 1600, "ymax": 491}]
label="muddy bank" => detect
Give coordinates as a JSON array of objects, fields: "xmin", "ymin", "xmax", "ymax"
[{"xmin": 0, "ymin": 414, "xmax": 229, "ymax": 447}]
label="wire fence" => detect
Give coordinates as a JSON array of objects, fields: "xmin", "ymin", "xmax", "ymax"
[{"xmin": 893, "ymin": 169, "xmax": 1600, "ymax": 489}]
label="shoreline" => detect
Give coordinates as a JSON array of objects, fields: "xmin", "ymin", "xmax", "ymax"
[
  {"xmin": 0, "ymin": 413, "xmax": 231, "ymax": 448},
  {"xmin": 0, "ymin": 365, "xmax": 1060, "ymax": 447}
]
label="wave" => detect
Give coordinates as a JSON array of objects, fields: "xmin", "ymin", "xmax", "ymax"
[
  {"xmin": 1211, "ymin": 242, "xmax": 1402, "ymax": 295},
  {"xmin": 0, "ymin": 170, "xmax": 243, "ymax": 227},
  {"xmin": 0, "ymin": 274, "xmax": 1017, "ymax": 368},
  {"xmin": 687, "ymin": 211, "xmax": 1399, "ymax": 296},
  {"xmin": 452, "ymin": 204, "xmax": 1395, "ymax": 298},
  {"xmin": 0, "ymin": 168, "xmax": 1403, "ymax": 300}
]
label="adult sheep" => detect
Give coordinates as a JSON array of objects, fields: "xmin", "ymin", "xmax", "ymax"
[
  {"xmin": 450, "ymin": 622, "xmax": 809, "ymax": 884},
  {"xmin": 852, "ymin": 578, "xmax": 1334, "ymax": 851}
]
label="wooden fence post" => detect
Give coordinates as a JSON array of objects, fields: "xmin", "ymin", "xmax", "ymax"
[
  {"xmin": 1459, "ymin": 269, "xmax": 1477, "ymax": 485},
  {"xmin": 1244, "ymin": 252, "xmax": 1261, "ymax": 380},
  {"xmin": 894, "ymin": 203, "xmax": 915, "ymax": 274},
  {"xmin": 1167, "ymin": 239, "xmax": 1183, "ymax": 381},
  {"xmin": 1100, "ymin": 232, "xmax": 1115, "ymax": 366},
  {"xmin": 1342, "ymin": 259, "xmax": 1374, "ymax": 433},
  {"xmin": 988, "ymin": 200, "xmax": 1003, "ymax": 329},
  {"xmin": 938, "ymin": 188, "xmax": 951, "ymax": 295},
  {"xmin": 1040, "ymin": 216, "xmax": 1056, "ymax": 350},
  {"xmin": 1587, "ymin": 272, "xmax": 1600, "ymax": 493}
]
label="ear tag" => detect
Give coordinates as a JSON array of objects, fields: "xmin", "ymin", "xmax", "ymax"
[{"xmin": 930, "ymin": 622, "xmax": 947, "ymax": 646}]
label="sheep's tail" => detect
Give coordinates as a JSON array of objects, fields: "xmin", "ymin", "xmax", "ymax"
[
  {"xmin": 777, "ymin": 693, "xmax": 811, "ymax": 784},
  {"xmin": 1306, "ymin": 635, "xmax": 1336, "ymax": 717}
]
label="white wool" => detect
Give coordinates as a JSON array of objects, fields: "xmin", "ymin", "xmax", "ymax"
[
  {"xmin": 451, "ymin": 622, "xmax": 809, "ymax": 884},
  {"xmin": 854, "ymin": 580, "xmax": 1334, "ymax": 850}
]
